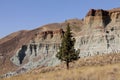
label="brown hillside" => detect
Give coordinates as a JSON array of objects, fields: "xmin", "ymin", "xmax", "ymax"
[{"xmin": 0, "ymin": 19, "xmax": 83, "ymax": 75}]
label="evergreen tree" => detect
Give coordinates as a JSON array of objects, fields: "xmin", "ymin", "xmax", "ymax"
[{"xmin": 56, "ymin": 23, "xmax": 80, "ymax": 69}]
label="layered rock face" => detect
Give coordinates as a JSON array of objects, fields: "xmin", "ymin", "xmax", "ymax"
[
  {"xmin": 0, "ymin": 8, "xmax": 120, "ymax": 76},
  {"xmin": 75, "ymin": 8, "xmax": 120, "ymax": 57},
  {"xmin": 8, "ymin": 20, "xmax": 82, "ymax": 68},
  {"xmin": 10, "ymin": 29, "xmax": 64, "ymax": 69},
  {"xmin": 84, "ymin": 9, "xmax": 110, "ymax": 27}
]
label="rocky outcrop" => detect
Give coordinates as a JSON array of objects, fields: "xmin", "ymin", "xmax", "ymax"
[
  {"xmin": 0, "ymin": 8, "xmax": 120, "ymax": 77},
  {"xmin": 84, "ymin": 9, "xmax": 111, "ymax": 27},
  {"xmin": 0, "ymin": 29, "xmax": 65, "ymax": 78},
  {"xmin": 86, "ymin": 9, "xmax": 109, "ymax": 16},
  {"xmin": 109, "ymin": 9, "xmax": 120, "ymax": 23},
  {"xmin": 0, "ymin": 19, "xmax": 83, "ymax": 75},
  {"xmin": 75, "ymin": 8, "xmax": 120, "ymax": 57},
  {"xmin": 10, "ymin": 29, "xmax": 64, "ymax": 71}
]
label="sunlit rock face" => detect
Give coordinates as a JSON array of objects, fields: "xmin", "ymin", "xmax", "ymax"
[
  {"xmin": 11, "ymin": 8, "xmax": 120, "ymax": 68},
  {"xmin": 75, "ymin": 8, "xmax": 120, "ymax": 57},
  {"xmin": 10, "ymin": 29, "xmax": 64, "ymax": 71},
  {"xmin": 1, "ymin": 8, "xmax": 120, "ymax": 77}
]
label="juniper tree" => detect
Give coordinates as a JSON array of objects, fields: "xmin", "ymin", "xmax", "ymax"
[{"xmin": 56, "ymin": 23, "xmax": 80, "ymax": 69}]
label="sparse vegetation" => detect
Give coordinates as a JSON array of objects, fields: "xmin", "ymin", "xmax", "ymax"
[
  {"xmin": 1, "ymin": 63, "xmax": 120, "ymax": 80},
  {"xmin": 1, "ymin": 53, "xmax": 120, "ymax": 80}
]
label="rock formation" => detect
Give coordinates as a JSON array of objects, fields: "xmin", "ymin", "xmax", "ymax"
[
  {"xmin": 75, "ymin": 8, "xmax": 120, "ymax": 57},
  {"xmin": 0, "ymin": 8, "xmax": 120, "ymax": 77}
]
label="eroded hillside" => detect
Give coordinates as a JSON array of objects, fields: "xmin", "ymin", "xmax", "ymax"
[
  {"xmin": 0, "ymin": 8, "xmax": 120, "ymax": 77},
  {"xmin": 2, "ymin": 53, "xmax": 120, "ymax": 80}
]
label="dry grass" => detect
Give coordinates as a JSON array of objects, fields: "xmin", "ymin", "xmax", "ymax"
[
  {"xmin": 1, "ymin": 63, "xmax": 120, "ymax": 80},
  {"xmin": 1, "ymin": 53, "xmax": 120, "ymax": 80}
]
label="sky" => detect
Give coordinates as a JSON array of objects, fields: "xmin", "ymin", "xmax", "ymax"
[{"xmin": 0, "ymin": 0, "xmax": 120, "ymax": 38}]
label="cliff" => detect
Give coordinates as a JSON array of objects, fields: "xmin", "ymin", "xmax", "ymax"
[
  {"xmin": 76, "ymin": 8, "xmax": 120, "ymax": 57},
  {"xmin": 0, "ymin": 8, "xmax": 120, "ymax": 77},
  {"xmin": 0, "ymin": 19, "xmax": 83, "ymax": 75}
]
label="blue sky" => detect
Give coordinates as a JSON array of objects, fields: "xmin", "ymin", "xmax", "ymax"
[{"xmin": 0, "ymin": 0, "xmax": 120, "ymax": 38}]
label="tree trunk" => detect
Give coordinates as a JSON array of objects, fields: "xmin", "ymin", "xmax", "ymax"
[{"xmin": 66, "ymin": 61, "xmax": 69, "ymax": 70}]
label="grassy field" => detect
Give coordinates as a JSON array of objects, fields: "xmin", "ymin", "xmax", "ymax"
[
  {"xmin": 1, "ymin": 53, "xmax": 120, "ymax": 80},
  {"xmin": 1, "ymin": 63, "xmax": 120, "ymax": 80}
]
